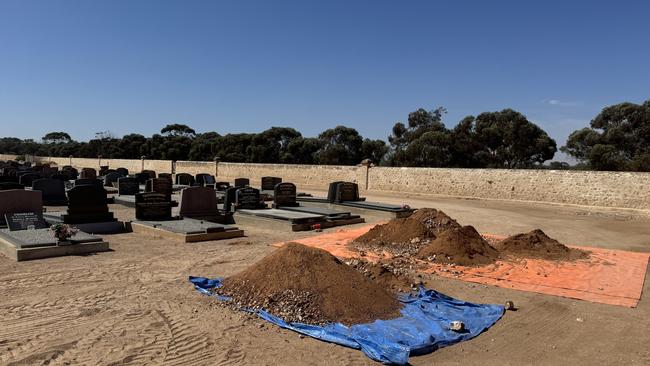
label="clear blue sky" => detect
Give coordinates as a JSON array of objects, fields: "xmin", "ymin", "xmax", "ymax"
[{"xmin": 1, "ymin": 1, "xmax": 648, "ymax": 161}]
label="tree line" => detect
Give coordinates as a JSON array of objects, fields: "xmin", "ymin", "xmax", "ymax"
[{"xmin": 1, "ymin": 100, "xmax": 648, "ymax": 171}]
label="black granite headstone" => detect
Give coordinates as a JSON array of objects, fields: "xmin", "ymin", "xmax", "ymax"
[
  {"xmin": 5, "ymin": 212, "xmax": 48, "ymax": 231},
  {"xmin": 118, "ymin": 177, "xmax": 139, "ymax": 195},
  {"xmin": 99, "ymin": 166, "xmax": 110, "ymax": 176},
  {"xmin": 236, "ymin": 187, "xmax": 265, "ymax": 210},
  {"xmin": 80, "ymin": 168, "xmax": 97, "ymax": 179},
  {"xmin": 135, "ymin": 192, "xmax": 172, "ymax": 221},
  {"xmin": 223, "ymin": 187, "xmax": 238, "ymax": 213},
  {"xmin": 115, "ymin": 168, "xmax": 129, "ymax": 176},
  {"xmin": 19, "ymin": 173, "xmax": 42, "ymax": 187},
  {"xmin": 63, "ymin": 185, "xmax": 116, "ymax": 224},
  {"xmin": 134, "ymin": 173, "xmax": 149, "ymax": 184},
  {"xmin": 261, "ymin": 177, "xmax": 282, "ymax": 191},
  {"xmin": 215, "ymin": 182, "xmax": 230, "ymax": 191},
  {"xmin": 74, "ymin": 178, "xmax": 104, "ymax": 189},
  {"xmin": 273, "ymin": 183, "xmax": 298, "ymax": 208},
  {"xmin": 104, "ymin": 172, "xmax": 124, "ymax": 187},
  {"xmin": 175, "ymin": 173, "xmax": 195, "ymax": 186},
  {"xmin": 141, "ymin": 170, "xmax": 156, "ymax": 179},
  {"xmin": 195, "ymin": 173, "xmax": 215, "ymax": 186},
  {"xmin": 32, "ymin": 178, "xmax": 67, "ymax": 205},
  {"xmin": 145, "ymin": 178, "xmax": 173, "ymax": 200},
  {"xmin": 337, "ymin": 182, "xmax": 360, "ymax": 202},
  {"xmin": 234, "ymin": 178, "xmax": 250, "ymax": 187}
]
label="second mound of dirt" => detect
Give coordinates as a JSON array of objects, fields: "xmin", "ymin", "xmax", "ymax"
[
  {"xmin": 216, "ymin": 242, "xmax": 402, "ymax": 326},
  {"xmin": 352, "ymin": 208, "xmax": 462, "ymax": 256},
  {"xmin": 495, "ymin": 229, "xmax": 589, "ymax": 261},
  {"xmin": 417, "ymin": 225, "xmax": 499, "ymax": 266}
]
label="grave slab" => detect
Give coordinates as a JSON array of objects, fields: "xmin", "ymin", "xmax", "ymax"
[
  {"xmin": 130, "ymin": 218, "xmax": 244, "ymax": 242},
  {"xmin": 0, "ymin": 228, "xmax": 109, "ymax": 261}
]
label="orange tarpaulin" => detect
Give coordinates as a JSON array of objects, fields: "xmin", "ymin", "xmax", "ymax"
[{"xmin": 274, "ymin": 225, "xmax": 650, "ymax": 308}]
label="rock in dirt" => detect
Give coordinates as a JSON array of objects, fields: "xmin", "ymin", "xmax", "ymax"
[
  {"xmin": 345, "ymin": 258, "xmax": 416, "ymax": 293},
  {"xmin": 495, "ymin": 229, "xmax": 589, "ymax": 261},
  {"xmin": 215, "ymin": 242, "xmax": 402, "ymax": 326},
  {"xmin": 417, "ymin": 225, "xmax": 499, "ymax": 266}
]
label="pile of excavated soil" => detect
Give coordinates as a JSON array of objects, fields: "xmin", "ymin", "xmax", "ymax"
[
  {"xmin": 345, "ymin": 258, "xmax": 417, "ymax": 293},
  {"xmin": 417, "ymin": 225, "xmax": 499, "ymax": 266},
  {"xmin": 352, "ymin": 208, "xmax": 462, "ymax": 256},
  {"xmin": 215, "ymin": 242, "xmax": 402, "ymax": 326},
  {"xmin": 495, "ymin": 229, "xmax": 589, "ymax": 261}
]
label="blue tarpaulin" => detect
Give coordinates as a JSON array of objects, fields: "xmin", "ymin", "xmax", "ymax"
[{"xmin": 189, "ymin": 276, "xmax": 504, "ymax": 365}]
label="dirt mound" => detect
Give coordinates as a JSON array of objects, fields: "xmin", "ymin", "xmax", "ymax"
[
  {"xmin": 216, "ymin": 242, "xmax": 402, "ymax": 325},
  {"xmin": 417, "ymin": 225, "xmax": 499, "ymax": 266},
  {"xmin": 495, "ymin": 229, "xmax": 589, "ymax": 261},
  {"xmin": 352, "ymin": 208, "xmax": 461, "ymax": 256},
  {"xmin": 345, "ymin": 258, "xmax": 417, "ymax": 293}
]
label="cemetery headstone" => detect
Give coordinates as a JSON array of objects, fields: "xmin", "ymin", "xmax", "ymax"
[
  {"xmin": 158, "ymin": 173, "xmax": 172, "ymax": 180},
  {"xmin": 179, "ymin": 186, "xmax": 219, "ymax": 219},
  {"xmin": 32, "ymin": 178, "xmax": 67, "ymax": 205},
  {"xmin": 175, "ymin": 173, "xmax": 195, "ymax": 186},
  {"xmin": 115, "ymin": 167, "xmax": 129, "ymax": 176},
  {"xmin": 142, "ymin": 170, "xmax": 156, "ymax": 179},
  {"xmin": 99, "ymin": 166, "xmax": 110, "ymax": 176},
  {"xmin": 104, "ymin": 172, "xmax": 124, "ymax": 187},
  {"xmin": 5, "ymin": 212, "xmax": 48, "ymax": 231},
  {"xmin": 0, "ymin": 190, "xmax": 42, "ymax": 226},
  {"xmin": 236, "ymin": 187, "xmax": 265, "ymax": 210},
  {"xmin": 336, "ymin": 182, "xmax": 360, "ymax": 202},
  {"xmin": 19, "ymin": 173, "xmax": 42, "ymax": 187},
  {"xmin": 63, "ymin": 185, "xmax": 116, "ymax": 224},
  {"xmin": 118, "ymin": 177, "xmax": 140, "ymax": 195},
  {"xmin": 50, "ymin": 173, "xmax": 68, "ymax": 181},
  {"xmin": 327, "ymin": 181, "xmax": 345, "ymax": 202},
  {"xmin": 195, "ymin": 173, "xmax": 215, "ymax": 187},
  {"xmin": 80, "ymin": 168, "xmax": 97, "ymax": 179},
  {"xmin": 135, "ymin": 192, "xmax": 172, "ymax": 221},
  {"xmin": 215, "ymin": 182, "xmax": 230, "ymax": 191},
  {"xmin": 134, "ymin": 173, "xmax": 149, "ymax": 184},
  {"xmin": 74, "ymin": 178, "xmax": 104, "ymax": 189},
  {"xmin": 273, "ymin": 183, "xmax": 298, "ymax": 208},
  {"xmin": 223, "ymin": 187, "xmax": 237, "ymax": 213},
  {"xmin": 145, "ymin": 178, "xmax": 173, "ymax": 200},
  {"xmin": 261, "ymin": 177, "xmax": 282, "ymax": 191},
  {"xmin": 234, "ymin": 178, "xmax": 250, "ymax": 187}
]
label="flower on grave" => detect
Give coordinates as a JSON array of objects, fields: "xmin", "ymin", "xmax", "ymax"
[{"xmin": 49, "ymin": 223, "xmax": 79, "ymax": 241}]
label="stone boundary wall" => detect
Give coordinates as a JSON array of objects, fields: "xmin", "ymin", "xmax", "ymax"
[{"xmin": 3, "ymin": 155, "xmax": 649, "ymax": 210}]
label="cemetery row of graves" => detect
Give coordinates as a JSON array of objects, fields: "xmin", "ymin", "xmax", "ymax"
[{"xmin": 0, "ymin": 159, "xmax": 413, "ymax": 261}]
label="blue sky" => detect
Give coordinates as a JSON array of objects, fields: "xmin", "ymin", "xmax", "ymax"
[{"xmin": 1, "ymin": 1, "xmax": 648, "ymax": 161}]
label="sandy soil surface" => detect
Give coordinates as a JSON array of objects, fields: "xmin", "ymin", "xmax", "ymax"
[{"xmin": 1, "ymin": 193, "xmax": 649, "ymax": 365}]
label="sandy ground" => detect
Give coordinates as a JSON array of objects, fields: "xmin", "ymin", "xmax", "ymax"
[{"xmin": 1, "ymin": 192, "xmax": 649, "ymax": 365}]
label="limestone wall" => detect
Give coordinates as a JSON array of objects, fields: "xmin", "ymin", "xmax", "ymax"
[
  {"xmin": 367, "ymin": 167, "xmax": 650, "ymax": 209},
  {"xmin": 3, "ymin": 155, "xmax": 649, "ymax": 209},
  {"xmin": 216, "ymin": 162, "xmax": 363, "ymax": 189},
  {"xmin": 175, "ymin": 161, "xmax": 216, "ymax": 176}
]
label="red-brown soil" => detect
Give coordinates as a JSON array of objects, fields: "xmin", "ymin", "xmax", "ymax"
[
  {"xmin": 352, "ymin": 208, "xmax": 462, "ymax": 256},
  {"xmin": 216, "ymin": 242, "xmax": 402, "ymax": 325},
  {"xmin": 417, "ymin": 225, "xmax": 499, "ymax": 266},
  {"xmin": 495, "ymin": 229, "xmax": 589, "ymax": 261}
]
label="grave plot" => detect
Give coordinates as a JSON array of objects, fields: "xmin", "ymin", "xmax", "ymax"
[
  {"xmin": 43, "ymin": 185, "xmax": 125, "ymax": 234},
  {"xmin": 229, "ymin": 186, "xmax": 359, "ymax": 231},
  {"xmin": 130, "ymin": 191, "xmax": 244, "ymax": 242},
  {"xmin": 272, "ymin": 183, "xmax": 365, "ymax": 228},
  {"xmin": 297, "ymin": 181, "xmax": 415, "ymax": 219},
  {"xmin": 0, "ymin": 191, "xmax": 108, "ymax": 261}
]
